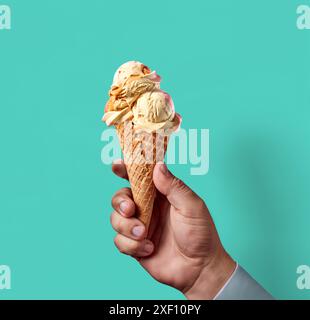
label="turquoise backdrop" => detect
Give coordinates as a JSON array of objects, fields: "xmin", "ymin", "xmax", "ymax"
[{"xmin": 0, "ymin": 0, "xmax": 309, "ymax": 299}]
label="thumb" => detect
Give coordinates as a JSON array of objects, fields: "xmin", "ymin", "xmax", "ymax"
[{"xmin": 153, "ymin": 162, "xmax": 204, "ymax": 211}]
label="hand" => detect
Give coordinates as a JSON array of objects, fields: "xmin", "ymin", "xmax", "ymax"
[{"xmin": 110, "ymin": 160, "xmax": 236, "ymax": 299}]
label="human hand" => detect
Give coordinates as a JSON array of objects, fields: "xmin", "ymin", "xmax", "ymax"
[{"xmin": 110, "ymin": 160, "xmax": 236, "ymax": 299}]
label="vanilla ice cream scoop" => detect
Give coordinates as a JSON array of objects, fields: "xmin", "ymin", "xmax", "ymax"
[
  {"xmin": 134, "ymin": 90, "xmax": 174, "ymax": 121},
  {"xmin": 112, "ymin": 61, "xmax": 151, "ymax": 87}
]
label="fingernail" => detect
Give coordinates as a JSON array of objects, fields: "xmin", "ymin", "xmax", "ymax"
[
  {"xmin": 132, "ymin": 225, "xmax": 145, "ymax": 237},
  {"xmin": 143, "ymin": 243, "xmax": 154, "ymax": 254},
  {"xmin": 119, "ymin": 201, "xmax": 128, "ymax": 214},
  {"xmin": 159, "ymin": 162, "xmax": 168, "ymax": 175}
]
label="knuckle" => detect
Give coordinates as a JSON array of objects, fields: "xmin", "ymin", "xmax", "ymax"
[
  {"xmin": 111, "ymin": 194, "xmax": 119, "ymax": 208},
  {"xmin": 113, "ymin": 235, "xmax": 119, "ymax": 248},
  {"xmin": 115, "ymin": 216, "xmax": 124, "ymax": 233},
  {"xmin": 119, "ymin": 246, "xmax": 127, "ymax": 254},
  {"xmin": 116, "ymin": 187, "xmax": 131, "ymax": 196},
  {"xmin": 131, "ymin": 241, "xmax": 140, "ymax": 252},
  {"xmin": 196, "ymin": 197, "xmax": 206, "ymax": 211},
  {"xmin": 111, "ymin": 212, "xmax": 123, "ymax": 232},
  {"xmin": 121, "ymin": 187, "xmax": 132, "ymax": 197},
  {"xmin": 113, "ymin": 235, "xmax": 132, "ymax": 255},
  {"xmin": 110, "ymin": 211, "xmax": 115, "ymax": 224},
  {"xmin": 113, "ymin": 235, "xmax": 126, "ymax": 254},
  {"xmin": 171, "ymin": 177, "xmax": 187, "ymax": 193}
]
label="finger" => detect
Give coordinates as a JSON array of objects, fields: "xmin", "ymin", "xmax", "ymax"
[
  {"xmin": 112, "ymin": 159, "xmax": 128, "ymax": 180},
  {"xmin": 110, "ymin": 211, "xmax": 147, "ymax": 240},
  {"xmin": 114, "ymin": 234, "xmax": 154, "ymax": 257},
  {"xmin": 111, "ymin": 188, "xmax": 135, "ymax": 217},
  {"xmin": 153, "ymin": 162, "xmax": 205, "ymax": 214},
  {"xmin": 147, "ymin": 195, "xmax": 166, "ymax": 241}
]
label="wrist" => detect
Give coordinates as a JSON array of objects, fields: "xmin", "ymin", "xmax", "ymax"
[{"xmin": 184, "ymin": 249, "xmax": 236, "ymax": 300}]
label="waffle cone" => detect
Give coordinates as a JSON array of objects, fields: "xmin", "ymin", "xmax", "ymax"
[{"xmin": 116, "ymin": 122, "xmax": 168, "ymax": 234}]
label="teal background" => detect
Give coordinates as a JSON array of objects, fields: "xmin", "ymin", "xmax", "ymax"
[{"xmin": 0, "ymin": 0, "xmax": 309, "ymax": 299}]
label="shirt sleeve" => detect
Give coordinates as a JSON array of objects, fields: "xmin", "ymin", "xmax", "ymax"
[{"xmin": 214, "ymin": 264, "xmax": 274, "ymax": 300}]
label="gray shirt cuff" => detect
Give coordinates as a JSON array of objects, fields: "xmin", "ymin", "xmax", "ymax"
[{"xmin": 214, "ymin": 264, "xmax": 274, "ymax": 300}]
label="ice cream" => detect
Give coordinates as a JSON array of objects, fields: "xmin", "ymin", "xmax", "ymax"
[
  {"xmin": 103, "ymin": 61, "xmax": 181, "ymax": 132},
  {"xmin": 102, "ymin": 61, "xmax": 181, "ymax": 233},
  {"xmin": 112, "ymin": 60, "xmax": 152, "ymax": 87},
  {"xmin": 133, "ymin": 90, "xmax": 179, "ymax": 133}
]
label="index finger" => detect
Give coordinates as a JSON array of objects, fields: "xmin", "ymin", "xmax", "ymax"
[{"xmin": 112, "ymin": 159, "xmax": 128, "ymax": 180}]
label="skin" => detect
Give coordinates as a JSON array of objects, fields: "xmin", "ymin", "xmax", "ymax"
[{"xmin": 110, "ymin": 160, "xmax": 236, "ymax": 299}]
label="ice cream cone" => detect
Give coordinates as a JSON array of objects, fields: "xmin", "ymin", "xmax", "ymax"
[
  {"xmin": 116, "ymin": 121, "xmax": 168, "ymax": 234},
  {"xmin": 103, "ymin": 61, "xmax": 181, "ymax": 235}
]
